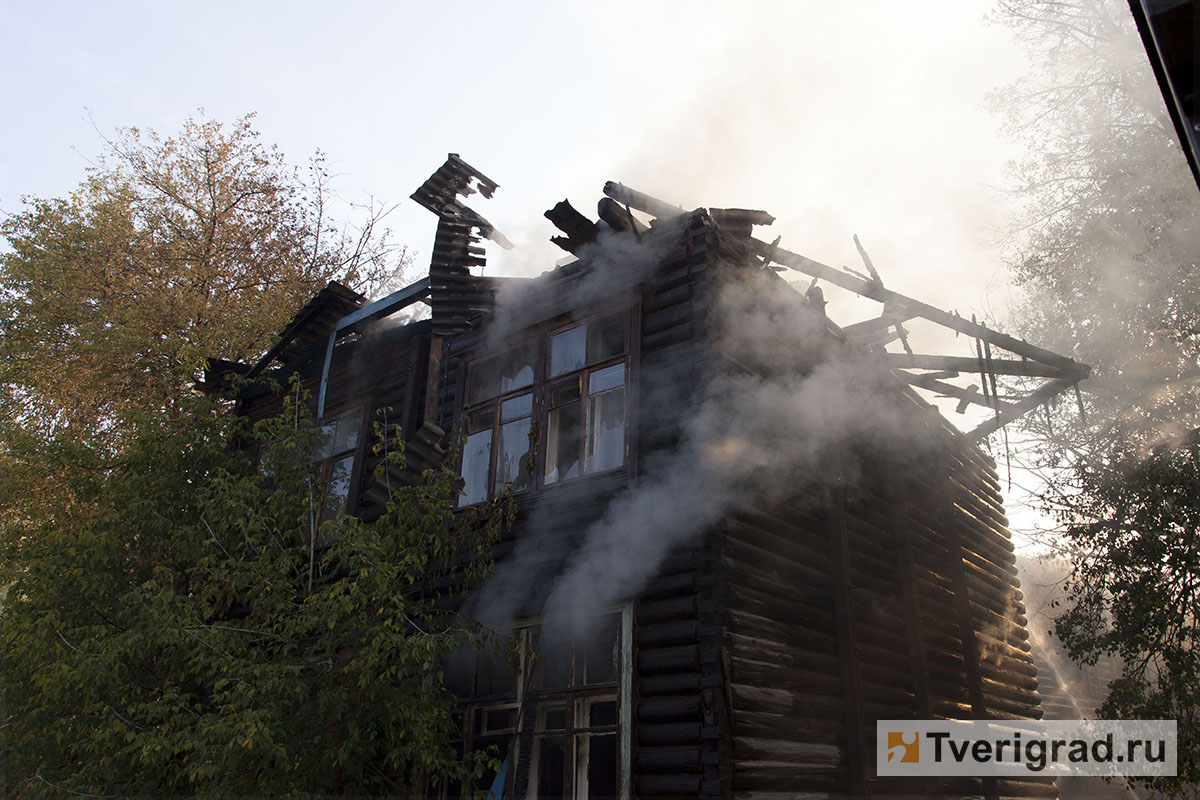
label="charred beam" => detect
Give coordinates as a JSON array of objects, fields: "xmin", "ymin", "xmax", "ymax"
[
  {"xmin": 603, "ymin": 181, "xmax": 687, "ymax": 221},
  {"xmin": 750, "ymin": 236, "xmax": 1091, "ymax": 380},
  {"xmin": 597, "ymin": 196, "xmax": 650, "ymax": 236},
  {"xmin": 545, "ymin": 199, "xmax": 598, "ymax": 253},
  {"xmin": 967, "ymin": 378, "xmax": 1079, "ymax": 441},
  {"xmin": 886, "ymin": 353, "xmax": 1067, "ymax": 379}
]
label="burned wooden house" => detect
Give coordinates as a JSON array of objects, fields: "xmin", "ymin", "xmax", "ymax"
[{"xmin": 229, "ymin": 156, "xmax": 1090, "ymax": 799}]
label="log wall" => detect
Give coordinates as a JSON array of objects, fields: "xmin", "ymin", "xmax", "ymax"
[{"xmin": 715, "ymin": 407, "xmax": 1056, "ymax": 799}]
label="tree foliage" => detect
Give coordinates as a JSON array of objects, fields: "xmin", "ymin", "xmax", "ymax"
[
  {"xmin": 0, "ymin": 386, "xmax": 513, "ymax": 797},
  {"xmin": 0, "ymin": 114, "xmax": 410, "ymax": 447},
  {"xmin": 1052, "ymin": 438, "xmax": 1199, "ymax": 789},
  {"xmin": 993, "ymin": 0, "xmax": 1200, "ymax": 456},
  {"xmin": 993, "ymin": 0, "xmax": 1200, "ymax": 788}
]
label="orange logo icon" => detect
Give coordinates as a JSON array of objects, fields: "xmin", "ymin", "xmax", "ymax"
[{"xmin": 887, "ymin": 731, "xmax": 919, "ymax": 763}]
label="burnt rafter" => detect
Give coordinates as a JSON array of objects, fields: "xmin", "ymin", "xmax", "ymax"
[
  {"xmin": 602, "ymin": 180, "xmax": 1090, "ymax": 441},
  {"xmin": 748, "ymin": 236, "xmax": 1090, "ymax": 440},
  {"xmin": 412, "ymin": 154, "xmax": 512, "ymax": 335}
]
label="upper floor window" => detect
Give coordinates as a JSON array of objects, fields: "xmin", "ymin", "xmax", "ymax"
[
  {"xmin": 545, "ymin": 313, "xmax": 626, "ymax": 484},
  {"xmin": 314, "ymin": 413, "xmax": 360, "ymax": 521},
  {"xmin": 459, "ymin": 311, "xmax": 629, "ymax": 507}
]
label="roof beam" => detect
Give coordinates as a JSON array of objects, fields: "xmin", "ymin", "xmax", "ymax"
[{"xmin": 749, "ymin": 237, "xmax": 1090, "ymax": 381}]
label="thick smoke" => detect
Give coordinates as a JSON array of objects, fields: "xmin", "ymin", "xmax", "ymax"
[
  {"xmin": 541, "ymin": 266, "xmax": 927, "ymax": 635},
  {"xmin": 469, "ymin": 221, "xmax": 930, "ymax": 639}
]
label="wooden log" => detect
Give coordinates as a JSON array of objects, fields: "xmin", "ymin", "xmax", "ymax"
[
  {"xmin": 639, "ymin": 620, "xmax": 699, "ymax": 649},
  {"xmin": 637, "ymin": 596, "xmax": 697, "ymax": 624},
  {"xmin": 638, "ymin": 645, "xmax": 700, "ymax": 675},
  {"xmin": 638, "ymin": 722, "xmax": 702, "ymax": 745},
  {"xmin": 597, "ymin": 196, "xmax": 650, "ymax": 236},
  {"xmin": 635, "ymin": 746, "xmax": 702, "ymax": 774},
  {"xmin": 640, "ymin": 571, "xmax": 697, "ymax": 600},
  {"xmin": 637, "ymin": 695, "xmax": 702, "ymax": 722},
  {"xmin": 635, "ymin": 774, "xmax": 702, "ymax": 796},
  {"xmin": 639, "ymin": 673, "xmax": 701, "ymax": 696}
]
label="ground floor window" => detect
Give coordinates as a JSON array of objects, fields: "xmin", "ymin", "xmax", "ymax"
[{"xmin": 435, "ymin": 607, "xmax": 632, "ymax": 800}]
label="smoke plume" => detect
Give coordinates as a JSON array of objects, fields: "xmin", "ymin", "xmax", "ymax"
[{"xmin": 470, "ymin": 221, "xmax": 930, "ymax": 638}]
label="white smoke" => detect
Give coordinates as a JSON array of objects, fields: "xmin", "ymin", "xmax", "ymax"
[
  {"xmin": 468, "ymin": 220, "xmax": 935, "ymax": 637},
  {"xmin": 539, "ymin": 266, "xmax": 929, "ymax": 635}
]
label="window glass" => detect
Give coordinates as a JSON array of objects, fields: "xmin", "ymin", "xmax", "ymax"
[
  {"xmin": 332, "ymin": 416, "xmax": 360, "ymax": 453},
  {"xmin": 496, "ymin": 418, "xmax": 531, "ymax": 491},
  {"xmin": 582, "ymin": 616, "xmax": 620, "ymax": 685},
  {"xmin": 586, "ymin": 734, "xmax": 619, "ymax": 799},
  {"xmin": 536, "ymin": 634, "xmax": 571, "ymax": 690},
  {"xmin": 536, "ymin": 737, "xmax": 566, "ymax": 797},
  {"xmin": 477, "ymin": 651, "xmax": 515, "ymax": 699},
  {"xmin": 460, "ymin": 429, "xmax": 492, "ymax": 507},
  {"xmin": 468, "ymin": 343, "xmax": 535, "ymax": 405},
  {"xmin": 551, "ymin": 325, "xmax": 587, "ymax": 377},
  {"xmin": 500, "ymin": 392, "xmax": 533, "ymax": 421},
  {"xmin": 322, "ymin": 455, "xmax": 355, "ymax": 520},
  {"xmin": 589, "ymin": 701, "xmax": 618, "ymax": 727},
  {"xmin": 545, "ymin": 382, "xmax": 583, "ymax": 485},
  {"xmin": 588, "ymin": 363, "xmax": 625, "ymax": 394},
  {"xmin": 499, "ymin": 345, "xmax": 535, "ymax": 395},
  {"xmin": 316, "ymin": 415, "xmax": 360, "ymax": 460},
  {"xmin": 467, "ymin": 358, "xmax": 498, "ymax": 406},
  {"xmin": 587, "ymin": 313, "xmax": 625, "ymax": 364},
  {"xmin": 465, "ymin": 407, "xmax": 492, "ymax": 435},
  {"xmin": 587, "ymin": 388, "xmax": 625, "ymax": 473},
  {"xmin": 541, "ymin": 707, "xmax": 567, "ymax": 731}
]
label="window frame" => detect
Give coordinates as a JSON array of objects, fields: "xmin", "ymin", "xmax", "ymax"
[
  {"xmin": 443, "ymin": 605, "xmax": 633, "ymax": 800},
  {"xmin": 458, "ymin": 301, "xmax": 639, "ymax": 506},
  {"xmin": 313, "ymin": 407, "xmax": 367, "ymax": 521}
]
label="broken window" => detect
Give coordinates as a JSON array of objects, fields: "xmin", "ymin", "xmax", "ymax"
[
  {"xmin": 545, "ymin": 313, "xmax": 628, "ymax": 485},
  {"xmin": 460, "ymin": 311, "xmax": 629, "ymax": 505},
  {"xmin": 439, "ymin": 610, "xmax": 630, "ymax": 800},
  {"xmin": 459, "ymin": 340, "xmax": 538, "ymax": 508}
]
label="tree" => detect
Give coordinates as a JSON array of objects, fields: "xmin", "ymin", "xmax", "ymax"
[
  {"xmin": 1052, "ymin": 437, "xmax": 1198, "ymax": 789},
  {"xmin": 0, "ymin": 386, "xmax": 514, "ymax": 797},
  {"xmin": 993, "ymin": 0, "xmax": 1200, "ymax": 457},
  {"xmin": 0, "ymin": 114, "xmax": 410, "ymax": 448},
  {"xmin": 993, "ymin": 0, "xmax": 1200, "ymax": 789}
]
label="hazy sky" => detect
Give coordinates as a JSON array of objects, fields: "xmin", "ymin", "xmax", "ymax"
[
  {"xmin": 1, "ymin": 0, "xmax": 1132, "ymax": 536},
  {"xmin": 2, "ymin": 1, "xmax": 1029, "ymax": 308}
]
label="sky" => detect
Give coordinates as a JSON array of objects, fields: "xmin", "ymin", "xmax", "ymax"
[
  {"xmin": 1, "ymin": 1, "xmax": 1028, "ymax": 307},
  {"xmin": 0, "ymin": 0, "xmax": 1134, "ymax": 540}
]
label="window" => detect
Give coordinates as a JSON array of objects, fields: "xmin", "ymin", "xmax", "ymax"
[
  {"xmin": 438, "ymin": 609, "xmax": 632, "ymax": 800},
  {"xmin": 460, "ymin": 344, "xmax": 537, "ymax": 506},
  {"xmin": 313, "ymin": 413, "xmax": 360, "ymax": 521},
  {"xmin": 460, "ymin": 312, "xmax": 629, "ymax": 506}
]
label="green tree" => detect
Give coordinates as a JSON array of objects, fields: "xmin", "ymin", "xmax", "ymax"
[
  {"xmin": 993, "ymin": 0, "xmax": 1200, "ymax": 789},
  {"xmin": 0, "ymin": 114, "xmax": 409, "ymax": 448},
  {"xmin": 1052, "ymin": 437, "xmax": 1199, "ymax": 789},
  {"xmin": 0, "ymin": 387, "xmax": 513, "ymax": 797}
]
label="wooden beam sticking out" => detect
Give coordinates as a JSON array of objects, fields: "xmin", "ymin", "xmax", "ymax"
[
  {"xmin": 545, "ymin": 199, "xmax": 598, "ymax": 254},
  {"xmin": 886, "ymin": 353, "xmax": 1066, "ymax": 379},
  {"xmin": 967, "ymin": 378, "xmax": 1077, "ymax": 441},
  {"xmin": 749, "ymin": 236, "xmax": 1091, "ymax": 381},
  {"xmin": 603, "ymin": 181, "xmax": 687, "ymax": 221},
  {"xmin": 597, "ymin": 197, "xmax": 649, "ymax": 236},
  {"xmin": 900, "ymin": 372, "xmax": 990, "ymax": 408}
]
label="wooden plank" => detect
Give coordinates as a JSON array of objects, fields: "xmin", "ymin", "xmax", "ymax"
[
  {"xmin": 938, "ymin": 447, "xmax": 1001, "ymax": 800},
  {"xmin": 828, "ymin": 489, "xmax": 870, "ymax": 797}
]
